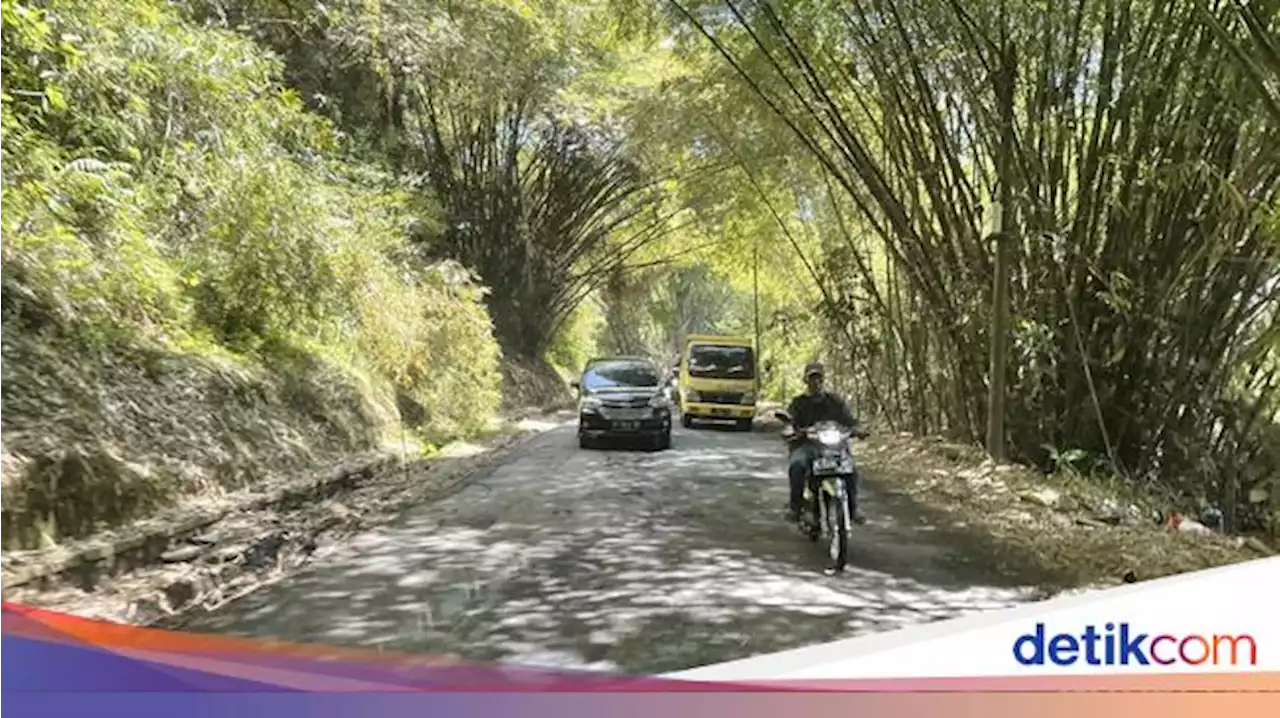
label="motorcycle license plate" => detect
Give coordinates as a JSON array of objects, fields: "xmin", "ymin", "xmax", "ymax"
[{"xmin": 813, "ymin": 455, "xmax": 853, "ymax": 475}]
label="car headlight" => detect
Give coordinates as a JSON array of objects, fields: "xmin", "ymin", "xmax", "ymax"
[
  {"xmin": 741, "ymin": 392, "xmax": 755, "ymax": 405},
  {"xmin": 581, "ymin": 396, "xmax": 602, "ymax": 412},
  {"xmin": 649, "ymin": 395, "xmax": 670, "ymax": 409},
  {"xmin": 817, "ymin": 428, "xmax": 843, "ymax": 446}
]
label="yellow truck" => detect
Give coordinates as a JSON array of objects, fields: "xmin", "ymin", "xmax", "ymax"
[{"xmin": 678, "ymin": 334, "xmax": 758, "ymax": 431}]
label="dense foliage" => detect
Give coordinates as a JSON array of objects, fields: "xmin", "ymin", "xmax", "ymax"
[
  {"xmin": 1, "ymin": 0, "xmax": 501, "ymax": 453},
  {"xmin": 649, "ymin": 0, "xmax": 1280, "ymax": 532},
  {"xmin": 2, "ymin": 0, "xmax": 1277, "ymax": 541}
]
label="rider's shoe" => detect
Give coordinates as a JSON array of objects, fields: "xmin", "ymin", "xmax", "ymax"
[{"xmin": 785, "ymin": 506, "xmax": 801, "ymax": 523}]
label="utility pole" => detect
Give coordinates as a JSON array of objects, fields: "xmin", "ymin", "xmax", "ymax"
[
  {"xmin": 753, "ymin": 236, "xmax": 762, "ymax": 398},
  {"xmin": 985, "ymin": 18, "xmax": 1015, "ymax": 461}
]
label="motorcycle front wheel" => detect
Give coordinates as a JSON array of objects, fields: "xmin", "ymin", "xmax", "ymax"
[{"xmin": 825, "ymin": 484, "xmax": 850, "ymax": 573}]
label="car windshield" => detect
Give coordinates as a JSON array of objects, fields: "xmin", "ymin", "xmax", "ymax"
[
  {"xmin": 582, "ymin": 360, "xmax": 661, "ymax": 391},
  {"xmin": 687, "ymin": 344, "xmax": 755, "ymax": 379}
]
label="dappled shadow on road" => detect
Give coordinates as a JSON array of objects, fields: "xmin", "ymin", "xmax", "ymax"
[{"xmin": 181, "ymin": 428, "xmax": 1039, "ymax": 673}]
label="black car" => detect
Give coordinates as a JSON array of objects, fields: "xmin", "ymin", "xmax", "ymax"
[{"xmin": 572, "ymin": 356, "xmax": 673, "ymax": 451}]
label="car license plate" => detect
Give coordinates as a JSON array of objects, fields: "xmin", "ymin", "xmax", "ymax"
[
  {"xmin": 605, "ymin": 408, "xmax": 648, "ymax": 420},
  {"xmin": 613, "ymin": 421, "xmax": 639, "ymax": 431},
  {"xmin": 813, "ymin": 455, "xmax": 853, "ymax": 474}
]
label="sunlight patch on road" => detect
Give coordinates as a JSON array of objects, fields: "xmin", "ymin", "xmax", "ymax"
[
  {"xmin": 515, "ymin": 416, "xmax": 571, "ymax": 432},
  {"xmin": 500, "ymin": 645, "xmax": 621, "ymax": 673},
  {"xmin": 395, "ymin": 570, "xmax": 440, "ymax": 589}
]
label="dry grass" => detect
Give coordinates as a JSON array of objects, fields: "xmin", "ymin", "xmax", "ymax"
[
  {"xmin": 0, "ymin": 332, "xmax": 393, "ymax": 549},
  {"xmin": 499, "ymin": 356, "xmax": 572, "ymax": 412},
  {"xmin": 860, "ymin": 434, "xmax": 1268, "ymax": 591}
]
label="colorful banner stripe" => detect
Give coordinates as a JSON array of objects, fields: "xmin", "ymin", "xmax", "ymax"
[{"xmin": 4, "ymin": 602, "xmax": 1277, "ymax": 718}]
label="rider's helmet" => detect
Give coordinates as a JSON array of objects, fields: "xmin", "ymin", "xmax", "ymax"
[{"xmin": 804, "ymin": 362, "xmax": 824, "ymax": 379}]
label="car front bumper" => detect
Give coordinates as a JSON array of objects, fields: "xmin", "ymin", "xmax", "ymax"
[{"xmin": 579, "ymin": 411, "xmax": 671, "ymax": 437}]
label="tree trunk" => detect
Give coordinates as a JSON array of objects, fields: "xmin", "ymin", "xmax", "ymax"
[{"xmin": 986, "ymin": 40, "xmax": 1017, "ymax": 461}]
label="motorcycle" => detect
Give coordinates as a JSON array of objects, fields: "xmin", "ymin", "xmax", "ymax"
[{"xmin": 775, "ymin": 410, "xmax": 865, "ymax": 574}]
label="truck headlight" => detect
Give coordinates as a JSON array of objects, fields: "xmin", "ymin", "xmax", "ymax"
[
  {"xmin": 685, "ymin": 389, "xmax": 700, "ymax": 403},
  {"xmin": 741, "ymin": 392, "xmax": 756, "ymax": 405}
]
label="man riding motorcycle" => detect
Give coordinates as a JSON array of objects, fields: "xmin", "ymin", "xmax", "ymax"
[{"xmin": 782, "ymin": 362, "xmax": 868, "ymax": 524}]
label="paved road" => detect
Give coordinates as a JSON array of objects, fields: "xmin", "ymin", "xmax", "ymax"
[{"xmin": 182, "ymin": 422, "xmax": 1040, "ymax": 673}]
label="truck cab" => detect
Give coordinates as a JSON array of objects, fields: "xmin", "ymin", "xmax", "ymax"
[{"xmin": 678, "ymin": 334, "xmax": 758, "ymax": 431}]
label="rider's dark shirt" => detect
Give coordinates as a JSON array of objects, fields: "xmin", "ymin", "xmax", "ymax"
[{"xmin": 786, "ymin": 391, "xmax": 857, "ymax": 431}]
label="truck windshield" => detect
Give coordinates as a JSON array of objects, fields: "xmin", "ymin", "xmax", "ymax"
[{"xmin": 687, "ymin": 345, "xmax": 755, "ymax": 380}]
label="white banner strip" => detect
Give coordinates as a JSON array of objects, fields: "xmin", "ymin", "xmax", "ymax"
[{"xmin": 668, "ymin": 557, "xmax": 1280, "ymax": 680}]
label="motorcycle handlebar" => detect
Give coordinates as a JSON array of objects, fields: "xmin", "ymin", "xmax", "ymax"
[
  {"xmin": 782, "ymin": 426, "xmax": 869, "ymax": 440},
  {"xmin": 773, "ymin": 410, "xmax": 868, "ymax": 439}
]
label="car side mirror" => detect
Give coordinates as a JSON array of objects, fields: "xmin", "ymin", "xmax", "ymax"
[{"xmin": 569, "ymin": 380, "xmax": 580, "ymax": 393}]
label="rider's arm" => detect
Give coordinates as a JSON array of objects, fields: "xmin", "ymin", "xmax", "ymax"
[
  {"xmin": 847, "ymin": 406, "xmax": 871, "ymax": 438},
  {"xmin": 783, "ymin": 397, "xmax": 804, "ymax": 441},
  {"xmin": 833, "ymin": 395, "xmax": 864, "ymax": 435}
]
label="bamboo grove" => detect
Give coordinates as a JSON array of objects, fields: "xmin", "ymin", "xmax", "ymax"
[
  {"xmin": 214, "ymin": 0, "xmax": 1279, "ymax": 529},
  {"xmin": 185, "ymin": 0, "xmax": 696, "ymax": 357},
  {"xmin": 663, "ymin": 0, "xmax": 1280, "ymax": 532}
]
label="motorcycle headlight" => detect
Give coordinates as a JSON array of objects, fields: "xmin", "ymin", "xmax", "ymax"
[{"xmin": 817, "ymin": 428, "xmax": 843, "ymax": 446}]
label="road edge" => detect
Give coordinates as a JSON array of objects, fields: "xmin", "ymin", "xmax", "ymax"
[{"xmin": 1, "ymin": 405, "xmax": 572, "ymax": 624}]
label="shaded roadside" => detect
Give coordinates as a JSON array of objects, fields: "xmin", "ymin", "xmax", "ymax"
[{"xmin": 855, "ymin": 434, "xmax": 1270, "ymax": 592}]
